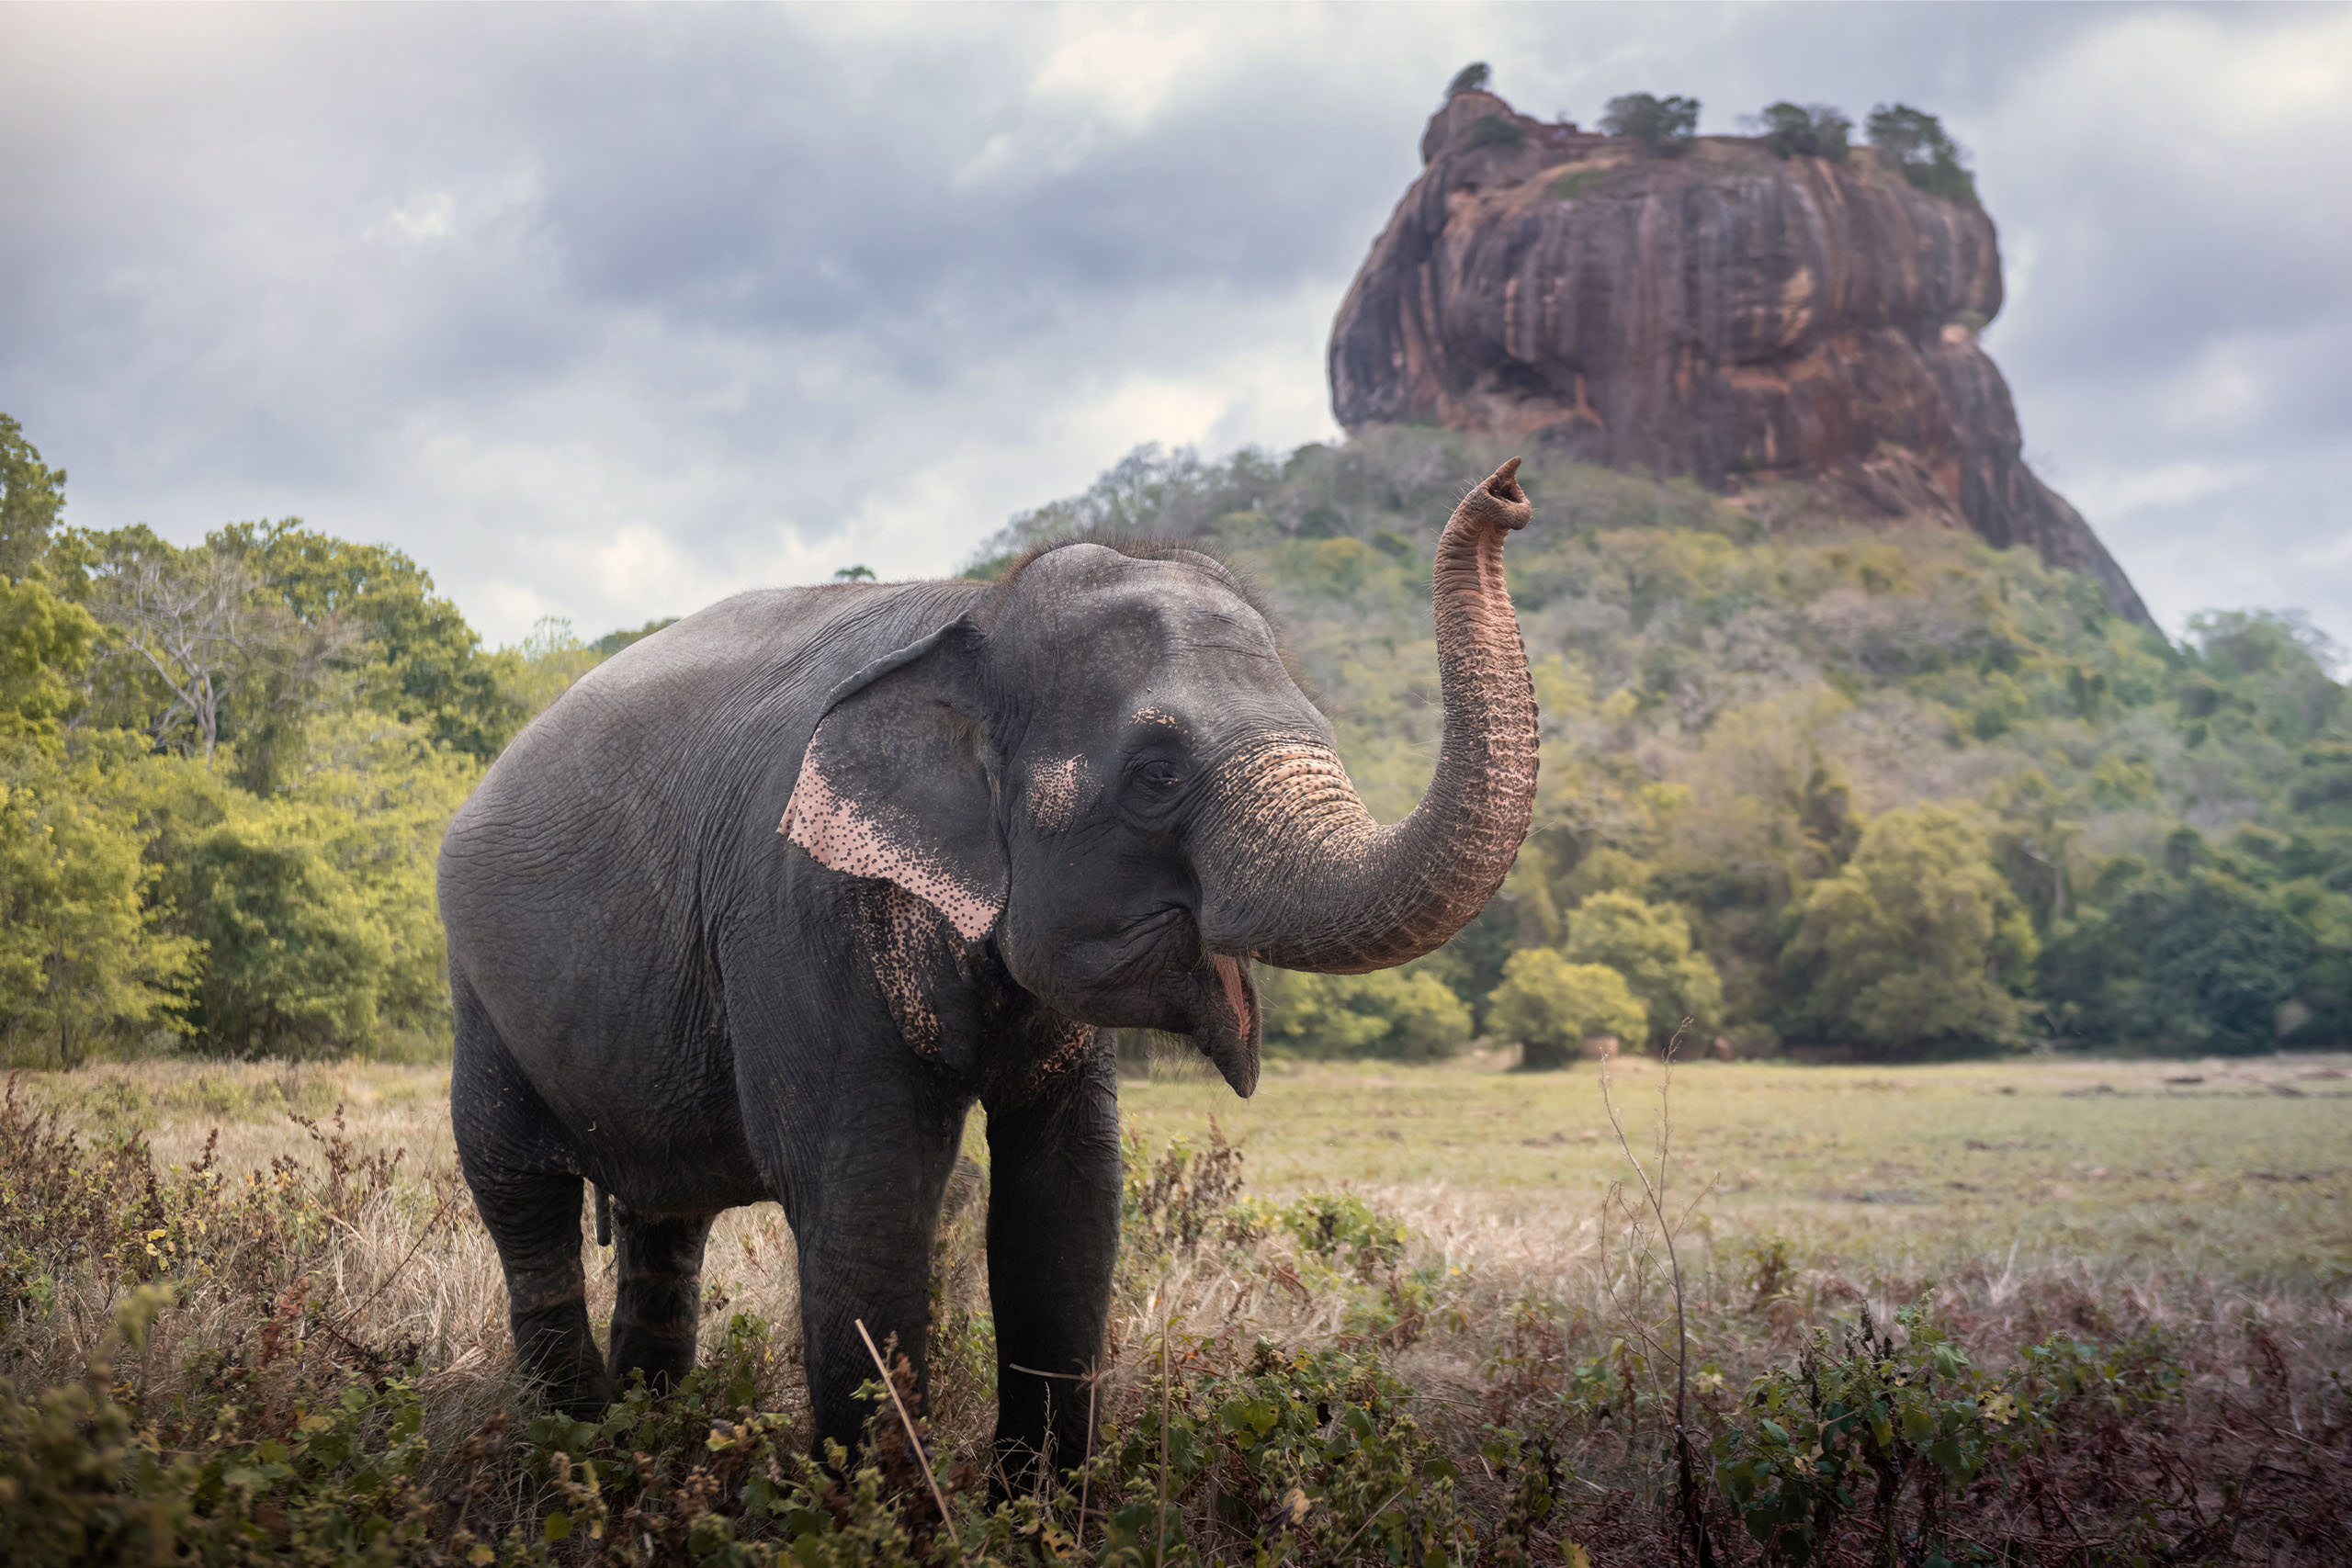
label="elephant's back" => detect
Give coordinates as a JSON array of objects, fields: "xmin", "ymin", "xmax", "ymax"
[{"xmin": 436, "ymin": 581, "xmax": 982, "ymax": 1074}]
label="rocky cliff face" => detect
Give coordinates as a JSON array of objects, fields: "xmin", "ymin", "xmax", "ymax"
[{"xmin": 1329, "ymin": 91, "xmax": 2149, "ymax": 622}]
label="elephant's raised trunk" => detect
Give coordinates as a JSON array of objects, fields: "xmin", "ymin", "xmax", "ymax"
[{"xmin": 1196, "ymin": 459, "xmax": 1538, "ymax": 974}]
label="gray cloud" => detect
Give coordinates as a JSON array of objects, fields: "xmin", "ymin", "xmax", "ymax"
[{"xmin": 1, "ymin": 3, "xmax": 2345, "ymax": 653}]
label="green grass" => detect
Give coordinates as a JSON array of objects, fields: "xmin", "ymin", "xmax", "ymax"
[{"xmin": 1121, "ymin": 1052, "xmax": 2352, "ymax": 1282}]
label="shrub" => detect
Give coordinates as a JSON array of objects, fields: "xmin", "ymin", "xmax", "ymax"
[
  {"xmin": 1865, "ymin": 103, "xmax": 1978, "ymax": 206},
  {"xmin": 1601, "ymin": 93, "xmax": 1701, "ymax": 155},
  {"xmin": 1487, "ymin": 948, "xmax": 1646, "ymax": 1069}
]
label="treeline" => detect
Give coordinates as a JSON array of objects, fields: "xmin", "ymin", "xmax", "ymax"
[
  {"xmin": 8, "ymin": 410, "xmax": 2348, "ymax": 1066},
  {"xmin": 0, "ymin": 413, "xmax": 669, "ymax": 1066},
  {"xmin": 980, "ymin": 428, "xmax": 2352, "ymax": 1059}
]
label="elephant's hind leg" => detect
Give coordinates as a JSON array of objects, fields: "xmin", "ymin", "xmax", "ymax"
[
  {"xmin": 451, "ymin": 972, "xmax": 611, "ymax": 1415},
  {"xmin": 608, "ymin": 1208, "xmax": 716, "ymax": 1394}
]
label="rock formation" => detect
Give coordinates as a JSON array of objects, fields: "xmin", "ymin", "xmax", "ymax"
[{"xmin": 1329, "ymin": 91, "xmax": 2149, "ymax": 623}]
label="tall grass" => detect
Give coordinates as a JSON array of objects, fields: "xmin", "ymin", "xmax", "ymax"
[{"xmin": 1, "ymin": 1061, "xmax": 2346, "ymax": 1562}]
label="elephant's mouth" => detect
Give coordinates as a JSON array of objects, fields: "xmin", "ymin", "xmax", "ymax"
[{"xmin": 1191, "ymin": 952, "xmax": 1261, "ymax": 1098}]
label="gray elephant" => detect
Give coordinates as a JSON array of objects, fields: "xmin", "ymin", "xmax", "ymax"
[{"xmin": 436, "ymin": 460, "xmax": 1539, "ymax": 1477}]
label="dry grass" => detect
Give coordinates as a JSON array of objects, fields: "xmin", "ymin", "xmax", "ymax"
[{"xmin": 6, "ymin": 1050, "xmax": 2349, "ymax": 1562}]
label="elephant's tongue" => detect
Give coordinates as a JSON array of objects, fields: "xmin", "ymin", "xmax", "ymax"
[
  {"xmin": 1200, "ymin": 953, "xmax": 1261, "ymax": 1098},
  {"xmin": 1214, "ymin": 953, "xmax": 1253, "ymax": 1037}
]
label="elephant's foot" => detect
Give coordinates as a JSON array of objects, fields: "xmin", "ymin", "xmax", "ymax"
[{"xmin": 513, "ymin": 1290, "xmax": 613, "ymax": 1416}]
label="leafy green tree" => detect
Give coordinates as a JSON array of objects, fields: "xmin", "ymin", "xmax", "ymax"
[
  {"xmin": 1261, "ymin": 966, "xmax": 1471, "ymax": 1061},
  {"xmin": 277, "ymin": 709, "xmax": 481, "ymax": 1036},
  {"xmin": 1865, "ymin": 104, "xmax": 1977, "ymax": 205},
  {"xmin": 0, "ymin": 414, "xmax": 66, "ymax": 582},
  {"xmin": 172, "ymin": 813, "xmax": 394, "ymax": 1059},
  {"xmin": 1781, "ymin": 805, "xmax": 2037, "ymax": 1050},
  {"xmin": 1486, "ymin": 949, "xmax": 1646, "ymax": 1070},
  {"xmin": 0, "ymin": 754, "xmax": 196, "ymax": 1066},
  {"xmin": 1446, "ymin": 62, "xmax": 1491, "ymax": 98},
  {"xmin": 211, "ymin": 518, "xmax": 526, "ymax": 760},
  {"xmin": 1602, "ymin": 93, "xmax": 1701, "ymax": 155},
  {"xmin": 0, "ymin": 579, "xmax": 96, "ymax": 745},
  {"xmin": 2041, "ymin": 853, "xmax": 2313, "ymax": 1053},
  {"xmin": 1560, "ymin": 890, "xmax": 1724, "ymax": 1046}
]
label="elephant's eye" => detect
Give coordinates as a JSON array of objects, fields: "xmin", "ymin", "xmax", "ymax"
[{"xmin": 1136, "ymin": 761, "xmax": 1183, "ymax": 795}]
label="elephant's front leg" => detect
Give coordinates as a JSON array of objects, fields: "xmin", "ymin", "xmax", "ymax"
[
  {"xmin": 788, "ymin": 1071, "xmax": 971, "ymax": 1461},
  {"xmin": 983, "ymin": 1035, "xmax": 1121, "ymax": 1485}
]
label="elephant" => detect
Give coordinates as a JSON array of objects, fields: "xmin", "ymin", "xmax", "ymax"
[{"xmin": 435, "ymin": 458, "xmax": 1540, "ymax": 1479}]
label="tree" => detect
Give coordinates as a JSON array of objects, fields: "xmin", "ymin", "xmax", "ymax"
[
  {"xmin": 0, "ymin": 754, "xmax": 196, "ymax": 1066},
  {"xmin": 1602, "ymin": 93, "xmax": 1701, "ymax": 155},
  {"xmin": 0, "ymin": 414, "xmax": 66, "ymax": 582},
  {"xmin": 1752, "ymin": 102, "xmax": 1849, "ymax": 160},
  {"xmin": 1865, "ymin": 104, "xmax": 1977, "ymax": 205},
  {"xmin": 833, "ymin": 564, "xmax": 876, "ymax": 581},
  {"xmin": 211, "ymin": 518, "xmax": 525, "ymax": 761},
  {"xmin": 1261, "ymin": 966, "xmax": 1471, "ymax": 1061},
  {"xmin": 1446, "ymin": 62, "xmax": 1491, "ymax": 98},
  {"xmin": 0, "ymin": 578, "xmax": 96, "ymax": 745},
  {"xmin": 77, "ymin": 533, "xmax": 263, "ymax": 759},
  {"xmin": 1487, "ymin": 948, "xmax": 1646, "ymax": 1071},
  {"xmin": 173, "ymin": 816, "xmax": 394, "ymax": 1058},
  {"xmin": 1561, "ymin": 890, "xmax": 1724, "ymax": 1046},
  {"xmin": 2041, "ymin": 856, "xmax": 2312, "ymax": 1053},
  {"xmin": 1781, "ymin": 805, "xmax": 2037, "ymax": 1050}
]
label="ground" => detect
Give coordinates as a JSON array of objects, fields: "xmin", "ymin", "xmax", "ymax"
[{"xmin": 6, "ymin": 1050, "xmax": 2348, "ymax": 1563}]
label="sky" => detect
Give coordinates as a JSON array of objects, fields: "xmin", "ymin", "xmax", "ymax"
[{"xmin": 2, "ymin": 3, "xmax": 2347, "ymax": 652}]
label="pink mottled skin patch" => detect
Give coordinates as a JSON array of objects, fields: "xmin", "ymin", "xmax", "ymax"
[
  {"xmin": 781, "ymin": 743, "xmax": 1001, "ymax": 942},
  {"xmin": 1026, "ymin": 755, "xmax": 1088, "ymax": 833},
  {"xmin": 1213, "ymin": 953, "xmax": 1251, "ymax": 1036}
]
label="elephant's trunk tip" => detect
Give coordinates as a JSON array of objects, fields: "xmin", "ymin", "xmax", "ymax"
[{"xmin": 1459, "ymin": 457, "xmax": 1532, "ymax": 534}]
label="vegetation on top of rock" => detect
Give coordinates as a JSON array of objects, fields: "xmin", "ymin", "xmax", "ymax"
[
  {"xmin": 1444, "ymin": 61, "xmax": 1491, "ymax": 98},
  {"xmin": 1600, "ymin": 93, "xmax": 1701, "ymax": 154},
  {"xmin": 1467, "ymin": 113, "xmax": 1527, "ymax": 151},
  {"xmin": 1751, "ymin": 101, "xmax": 1852, "ymax": 161},
  {"xmin": 1867, "ymin": 102, "xmax": 1979, "ymax": 206}
]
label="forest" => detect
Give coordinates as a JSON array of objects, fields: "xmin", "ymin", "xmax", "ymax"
[{"xmin": 4, "ymin": 412, "xmax": 2348, "ymax": 1068}]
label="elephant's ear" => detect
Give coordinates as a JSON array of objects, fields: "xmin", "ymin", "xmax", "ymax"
[{"xmin": 780, "ymin": 621, "xmax": 1004, "ymax": 944}]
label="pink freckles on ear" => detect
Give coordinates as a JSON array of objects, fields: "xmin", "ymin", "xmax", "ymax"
[
  {"xmin": 1213, "ymin": 953, "xmax": 1251, "ymax": 1035},
  {"xmin": 781, "ymin": 750, "xmax": 1000, "ymax": 942}
]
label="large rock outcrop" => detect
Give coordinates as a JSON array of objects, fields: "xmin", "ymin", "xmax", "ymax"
[{"xmin": 1329, "ymin": 91, "xmax": 2149, "ymax": 622}]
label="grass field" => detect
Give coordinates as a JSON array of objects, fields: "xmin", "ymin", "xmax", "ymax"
[{"xmin": 6, "ymin": 1050, "xmax": 2348, "ymax": 1562}]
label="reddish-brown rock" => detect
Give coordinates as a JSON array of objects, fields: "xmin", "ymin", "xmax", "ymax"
[{"xmin": 1329, "ymin": 91, "xmax": 2149, "ymax": 622}]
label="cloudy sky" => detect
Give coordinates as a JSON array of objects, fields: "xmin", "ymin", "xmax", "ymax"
[{"xmin": 3, "ymin": 3, "xmax": 2347, "ymax": 651}]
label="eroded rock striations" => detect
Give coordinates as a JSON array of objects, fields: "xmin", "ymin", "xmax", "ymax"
[{"xmin": 1329, "ymin": 91, "xmax": 2149, "ymax": 622}]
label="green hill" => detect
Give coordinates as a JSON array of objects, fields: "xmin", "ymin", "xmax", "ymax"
[
  {"xmin": 978, "ymin": 427, "xmax": 2352, "ymax": 1059},
  {"xmin": 3, "ymin": 413, "xmax": 2346, "ymax": 1064}
]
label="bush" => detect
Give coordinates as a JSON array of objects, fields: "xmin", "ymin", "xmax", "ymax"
[
  {"xmin": 1865, "ymin": 103, "xmax": 1978, "ymax": 206},
  {"xmin": 1445, "ymin": 62, "xmax": 1490, "ymax": 98},
  {"xmin": 1601, "ymin": 93, "xmax": 1701, "ymax": 155},
  {"xmin": 1487, "ymin": 948, "xmax": 1646, "ymax": 1070}
]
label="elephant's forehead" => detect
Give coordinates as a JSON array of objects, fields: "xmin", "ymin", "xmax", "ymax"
[{"xmin": 1015, "ymin": 557, "xmax": 1277, "ymax": 661}]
